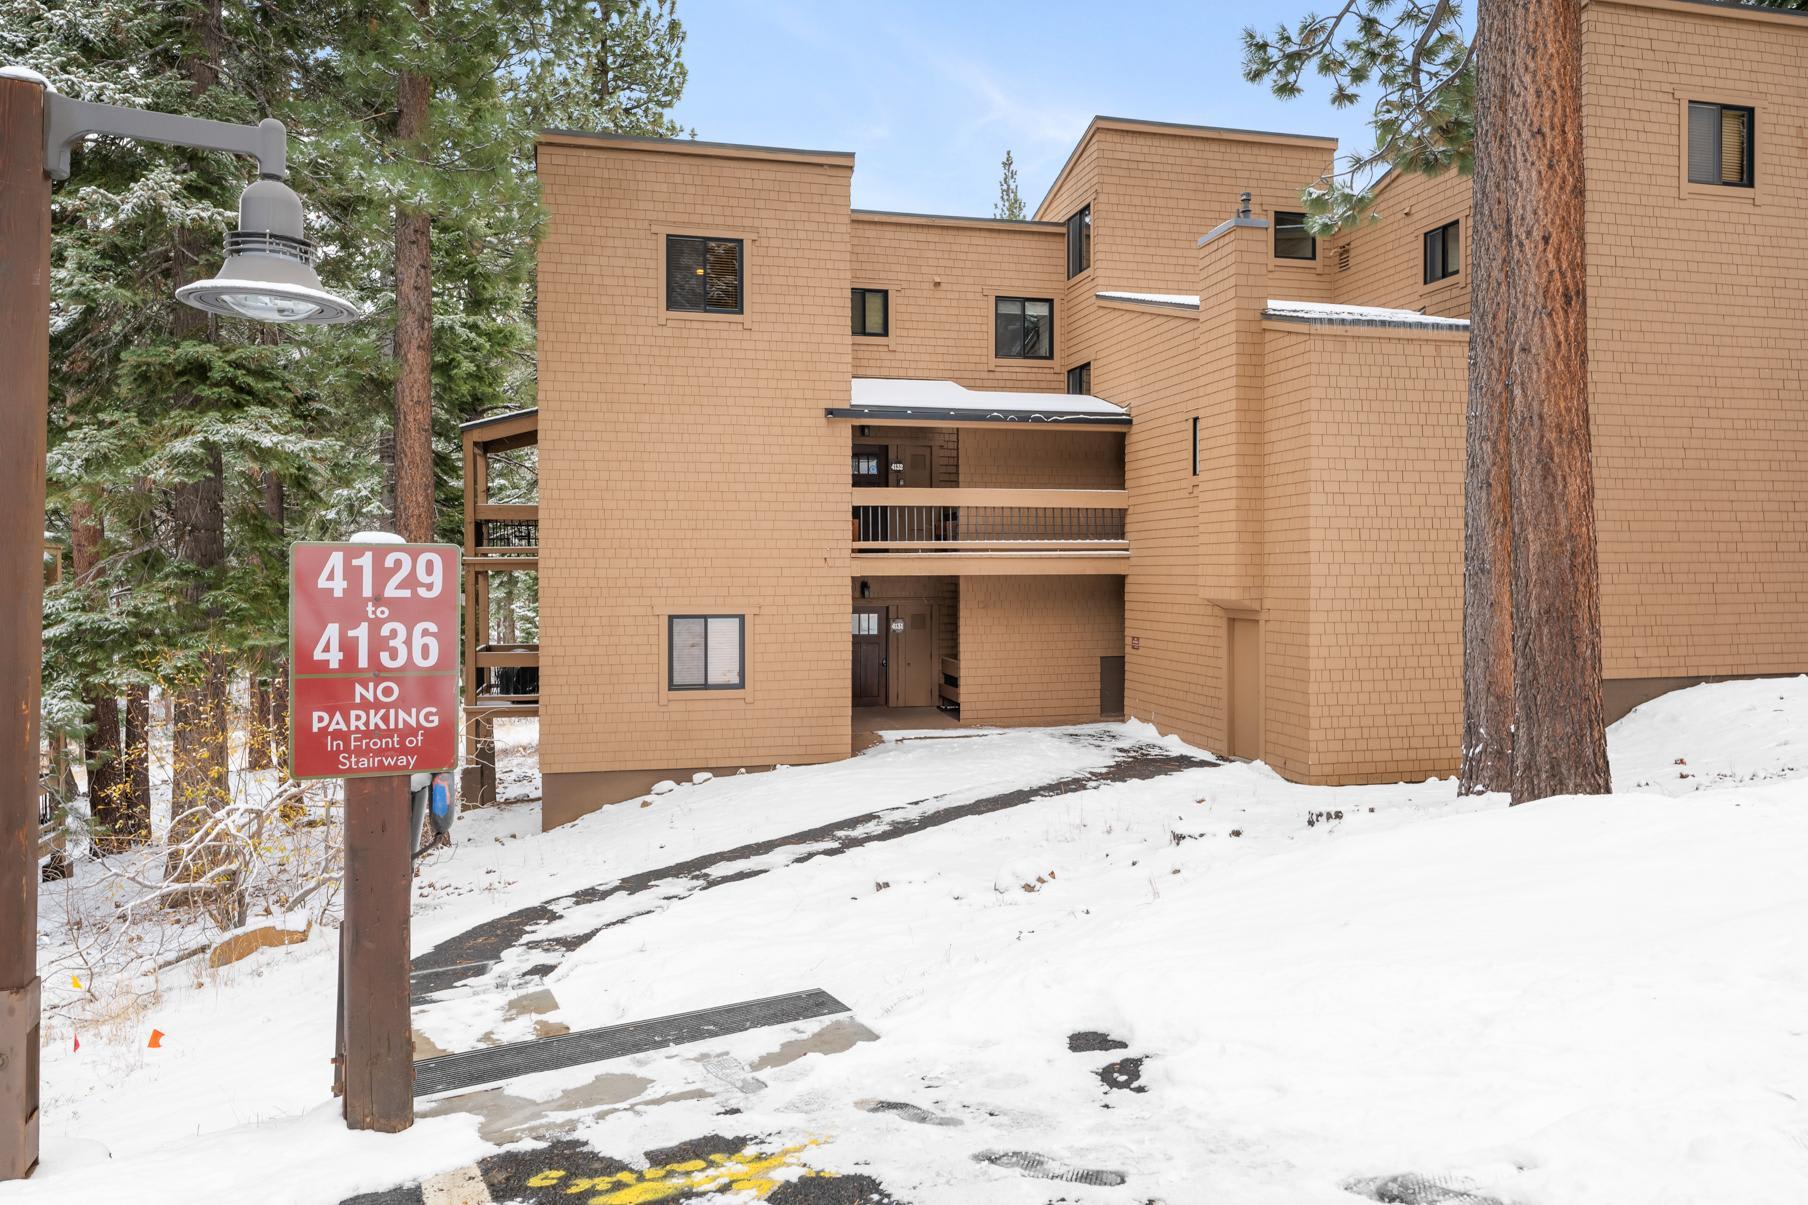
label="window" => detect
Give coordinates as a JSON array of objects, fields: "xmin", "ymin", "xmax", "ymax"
[
  {"xmin": 1423, "ymin": 219, "xmax": 1460, "ymax": 284},
  {"xmin": 669, "ymin": 615, "xmax": 744, "ymax": 690},
  {"xmin": 1066, "ymin": 205, "xmax": 1092, "ymax": 277},
  {"xmin": 995, "ymin": 297, "xmax": 1053, "ymax": 359},
  {"xmin": 852, "ymin": 453, "xmax": 881, "ymax": 480},
  {"xmin": 851, "ymin": 612, "xmax": 880, "ymax": 636},
  {"xmin": 1688, "ymin": 102, "xmax": 1753, "ymax": 187},
  {"xmin": 851, "ymin": 288, "xmax": 888, "ymax": 336},
  {"xmin": 1190, "ymin": 416, "xmax": 1200, "ymax": 476},
  {"xmin": 1273, "ymin": 211, "xmax": 1316, "ymax": 261},
  {"xmin": 666, "ymin": 235, "xmax": 742, "ymax": 314},
  {"xmin": 1067, "ymin": 362, "xmax": 1092, "ymax": 395}
]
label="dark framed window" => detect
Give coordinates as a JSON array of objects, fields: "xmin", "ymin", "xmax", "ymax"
[
  {"xmin": 851, "ymin": 287, "xmax": 888, "ymax": 336},
  {"xmin": 1423, "ymin": 219, "xmax": 1460, "ymax": 284},
  {"xmin": 668, "ymin": 615, "xmax": 744, "ymax": 690},
  {"xmin": 1273, "ymin": 211, "xmax": 1316, "ymax": 261},
  {"xmin": 1066, "ymin": 205, "xmax": 1092, "ymax": 278},
  {"xmin": 1067, "ymin": 362, "xmax": 1092, "ymax": 395},
  {"xmin": 995, "ymin": 296, "xmax": 1053, "ymax": 359},
  {"xmin": 1688, "ymin": 102, "xmax": 1754, "ymax": 187},
  {"xmin": 1190, "ymin": 416, "xmax": 1200, "ymax": 476},
  {"xmin": 666, "ymin": 235, "xmax": 743, "ymax": 314}
]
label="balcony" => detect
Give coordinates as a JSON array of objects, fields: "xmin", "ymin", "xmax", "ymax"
[{"xmin": 850, "ymin": 487, "xmax": 1129, "ymax": 574}]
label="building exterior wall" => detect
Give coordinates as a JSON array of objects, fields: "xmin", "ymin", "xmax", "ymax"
[
  {"xmin": 535, "ymin": 135, "xmax": 854, "ymax": 820},
  {"xmin": 1103, "ymin": 301, "xmax": 1216, "ymax": 751},
  {"xmin": 960, "ymin": 575, "xmax": 1124, "ymax": 726},
  {"xmin": 1582, "ymin": 0, "xmax": 1808, "ymax": 685},
  {"xmin": 1329, "ymin": 167, "xmax": 1473, "ymax": 319},
  {"xmin": 958, "ymin": 428, "xmax": 1123, "ymax": 489},
  {"xmin": 1293, "ymin": 324, "xmax": 1468, "ymax": 783},
  {"xmin": 850, "ymin": 213, "xmax": 1065, "ymax": 391}
]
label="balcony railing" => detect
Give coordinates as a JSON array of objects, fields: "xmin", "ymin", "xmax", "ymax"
[{"xmin": 851, "ymin": 488, "xmax": 1128, "ymax": 553}]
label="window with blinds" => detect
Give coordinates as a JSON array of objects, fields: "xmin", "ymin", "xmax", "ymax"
[
  {"xmin": 669, "ymin": 615, "xmax": 744, "ymax": 690},
  {"xmin": 666, "ymin": 236, "xmax": 743, "ymax": 314},
  {"xmin": 1687, "ymin": 102, "xmax": 1753, "ymax": 188},
  {"xmin": 851, "ymin": 288, "xmax": 888, "ymax": 336}
]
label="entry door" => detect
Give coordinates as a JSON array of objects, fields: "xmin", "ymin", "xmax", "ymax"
[
  {"xmin": 852, "ymin": 607, "xmax": 886, "ymax": 707},
  {"xmin": 891, "ymin": 602, "xmax": 934, "ymax": 707},
  {"xmin": 1227, "ymin": 617, "xmax": 1262, "ymax": 760},
  {"xmin": 892, "ymin": 443, "xmax": 933, "ymax": 487}
]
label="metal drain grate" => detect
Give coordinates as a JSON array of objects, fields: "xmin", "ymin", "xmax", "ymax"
[{"xmin": 412, "ymin": 987, "xmax": 851, "ymax": 1097}]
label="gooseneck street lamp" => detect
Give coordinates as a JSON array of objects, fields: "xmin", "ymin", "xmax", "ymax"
[{"xmin": 0, "ymin": 64, "xmax": 362, "ymax": 1182}]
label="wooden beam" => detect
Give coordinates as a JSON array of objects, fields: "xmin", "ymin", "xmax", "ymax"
[
  {"xmin": 853, "ymin": 540, "xmax": 1129, "ymax": 552},
  {"xmin": 851, "ymin": 487, "xmax": 1127, "ymax": 508},
  {"xmin": 852, "ymin": 552, "xmax": 1129, "ymax": 576}
]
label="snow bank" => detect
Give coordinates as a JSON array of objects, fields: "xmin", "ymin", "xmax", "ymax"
[
  {"xmin": 26, "ymin": 679, "xmax": 1808, "ymax": 1204},
  {"xmin": 1608, "ymin": 675, "xmax": 1807, "ymax": 794}
]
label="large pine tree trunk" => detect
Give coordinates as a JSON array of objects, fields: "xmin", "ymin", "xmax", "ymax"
[
  {"xmin": 1503, "ymin": 0, "xmax": 1610, "ymax": 803},
  {"xmin": 167, "ymin": 0, "xmax": 234, "ymax": 877},
  {"xmin": 1459, "ymin": 0, "xmax": 1519, "ymax": 796},
  {"xmin": 392, "ymin": 25, "xmax": 435, "ymax": 543},
  {"xmin": 70, "ymin": 502, "xmax": 131, "ymax": 850},
  {"xmin": 168, "ymin": 442, "xmax": 231, "ymax": 859}
]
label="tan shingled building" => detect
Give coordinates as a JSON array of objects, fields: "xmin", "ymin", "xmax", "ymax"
[{"xmin": 473, "ymin": 0, "xmax": 1808, "ymax": 826}]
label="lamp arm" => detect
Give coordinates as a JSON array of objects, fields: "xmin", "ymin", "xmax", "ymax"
[{"xmin": 43, "ymin": 95, "xmax": 285, "ymax": 182}]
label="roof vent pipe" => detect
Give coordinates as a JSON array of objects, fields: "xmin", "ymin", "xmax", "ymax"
[{"xmin": 1237, "ymin": 191, "xmax": 1252, "ymax": 219}]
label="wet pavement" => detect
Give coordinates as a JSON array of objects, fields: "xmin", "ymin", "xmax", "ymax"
[
  {"xmin": 412, "ymin": 734, "xmax": 1217, "ymax": 1003},
  {"xmin": 342, "ymin": 1133, "xmax": 902, "ymax": 1204}
]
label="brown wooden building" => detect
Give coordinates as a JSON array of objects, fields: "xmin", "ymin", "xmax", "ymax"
[{"xmin": 492, "ymin": 0, "xmax": 1808, "ymax": 825}]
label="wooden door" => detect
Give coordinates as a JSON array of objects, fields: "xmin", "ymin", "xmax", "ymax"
[
  {"xmin": 891, "ymin": 602, "xmax": 934, "ymax": 707},
  {"xmin": 1227, "ymin": 617, "xmax": 1262, "ymax": 760},
  {"xmin": 851, "ymin": 606, "xmax": 886, "ymax": 707},
  {"xmin": 893, "ymin": 443, "xmax": 933, "ymax": 487}
]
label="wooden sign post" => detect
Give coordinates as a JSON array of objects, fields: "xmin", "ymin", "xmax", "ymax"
[{"xmin": 290, "ymin": 537, "xmax": 459, "ymax": 1132}]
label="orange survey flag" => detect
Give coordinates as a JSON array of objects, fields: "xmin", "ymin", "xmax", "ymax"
[{"xmin": 147, "ymin": 1029, "xmax": 165, "ymax": 1049}]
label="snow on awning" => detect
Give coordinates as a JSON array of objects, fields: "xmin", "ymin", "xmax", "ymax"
[
  {"xmin": 1263, "ymin": 300, "xmax": 1469, "ymax": 330},
  {"xmin": 1096, "ymin": 290, "xmax": 1200, "ymax": 311},
  {"xmin": 830, "ymin": 378, "xmax": 1130, "ymax": 426}
]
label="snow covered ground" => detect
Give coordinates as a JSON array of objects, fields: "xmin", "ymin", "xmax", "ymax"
[{"xmin": 16, "ymin": 678, "xmax": 1808, "ymax": 1204}]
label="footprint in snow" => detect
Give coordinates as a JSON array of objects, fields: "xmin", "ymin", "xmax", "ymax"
[
  {"xmin": 855, "ymin": 1099, "xmax": 963, "ymax": 1127},
  {"xmin": 973, "ymin": 1150, "xmax": 1127, "ymax": 1187}
]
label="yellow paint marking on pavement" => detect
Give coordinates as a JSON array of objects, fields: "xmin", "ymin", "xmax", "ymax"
[
  {"xmin": 517, "ymin": 1139, "xmax": 834, "ymax": 1203},
  {"xmin": 421, "ymin": 1164, "xmax": 494, "ymax": 1205}
]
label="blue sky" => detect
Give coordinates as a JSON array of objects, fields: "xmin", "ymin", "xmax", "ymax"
[{"xmin": 669, "ymin": 0, "xmax": 1384, "ymax": 217}]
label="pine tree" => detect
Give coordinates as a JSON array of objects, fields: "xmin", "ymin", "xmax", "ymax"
[
  {"xmin": 994, "ymin": 150, "xmax": 1024, "ymax": 220},
  {"xmin": 12, "ymin": 0, "xmax": 690, "ymax": 874},
  {"xmin": 1243, "ymin": 0, "xmax": 1801, "ymax": 803}
]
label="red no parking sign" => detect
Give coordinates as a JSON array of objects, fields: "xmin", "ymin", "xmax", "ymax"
[{"xmin": 289, "ymin": 541, "xmax": 460, "ymax": 780}]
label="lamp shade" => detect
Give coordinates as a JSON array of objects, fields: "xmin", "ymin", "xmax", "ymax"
[{"xmin": 176, "ymin": 178, "xmax": 362, "ymax": 325}]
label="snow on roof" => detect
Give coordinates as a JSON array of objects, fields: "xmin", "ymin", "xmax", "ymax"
[
  {"xmin": 1096, "ymin": 290, "xmax": 1201, "ymax": 311},
  {"xmin": 1264, "ymin": 300, "xmax": 1470, "ymax": 329},
  {"xmin": 842, "ymin": 378, "xmax": 1129, "ymax": 424},
  {"xmin": 1095, "ymin": 292, "xmax": 1470, "ymax": 332}
]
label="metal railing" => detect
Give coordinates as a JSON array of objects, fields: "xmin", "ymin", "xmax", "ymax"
[
  {"xmin": 852, "ymin": 504, "xmax": 1126, "ymax": 549},
  {"xmin": 475, "ymin": 518, "xmax": 537, "ymax": 549}
]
